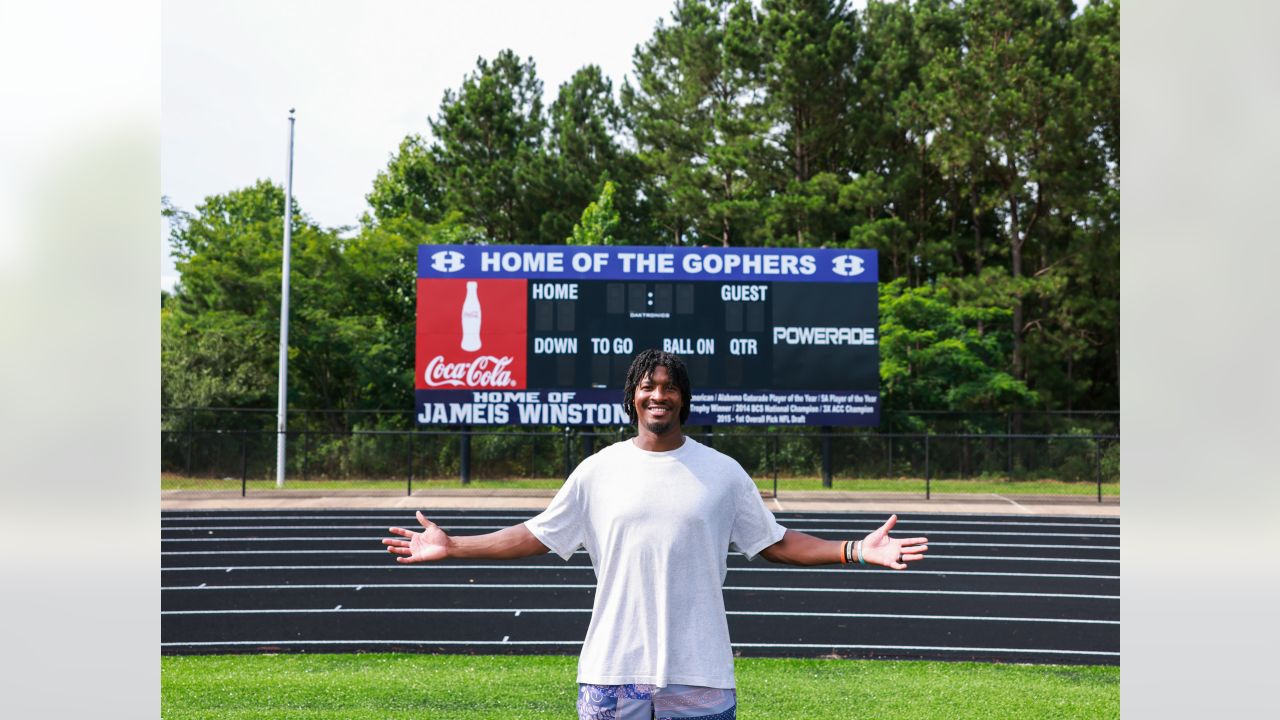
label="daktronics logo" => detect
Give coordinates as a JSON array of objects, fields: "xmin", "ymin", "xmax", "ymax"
[
  {"xmin": 430, "ymin": 250, "xmax": 465, "ymax": 273},
  {"xmin": 831, "ymin": 254, "xmax": 865, "ymax": 277},
  {"xmin": 417, "ymin": 278, "xmax": 527, "ymax": 390},
  {"xmin": 423, "ymin": 355, "xmax": 516, "ymax": 388}
]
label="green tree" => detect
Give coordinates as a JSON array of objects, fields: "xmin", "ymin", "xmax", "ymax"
[
  {"xmin": 364, "ymin": 134, "xmax": 444, "ymax": 227},
  {"xmin": 163, "ymin": 183, "xmax": 427, "ymax": 431},
  {"xmin": 624, "ymin": 0, "xmax": 769, "ymax": 246},
  {"xmin": 879, "ymin": 278, "xmax": 1037, "ymax": 421},
  {"xmin": 540, "ymin": 66, "xmax": 644, "ymax": 244},
  {"xmin": 920, "ymin": 0, "xmax": 1092, "ymax": 384},
  {"xmin": 849, "ymin": 0, "xmax": 965, "ymax": 282},
  {"xmin": 567, "ymin": 181, "xmax": 621, "ymax": 246},
  {"xmin": 162, "ymin": 181, "xmax": 311, "ymax": 411},
  {"xmin": 428, "ymin": 49, "xmax": 547, "ymax": 244},
  {"xmin": 165, "ymin": 0, "xmax": 1120, "ymax": 424},
  {"xmin": 704, "ymin": 0, "xmax": 773, "ymax": 246},
  {"xmin": 758, "ymin": 0, "xmax": 859, "ymax": 246},
  {"xmin": 1051, "ymin": 0, "xmax": 1119, "ymax": 409}
]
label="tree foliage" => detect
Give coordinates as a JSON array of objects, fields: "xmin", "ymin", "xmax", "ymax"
[
  {"xmin": 541, "ymin": 66, "xmax": 639, "ymax": 244},
  {"xmin": 428, "ymin": 49, "xmax": 547, "ymax": 245},
  {"xmin": 567, "ymin": 181, "xmax": 621, "ymax": 246},
  {"xmin": 879, "ymin": 278, "xmax": 1038, "ymax": 417},
  {"xmin": 165, "ymin": 0, "xmax": 1119, "ymax": 418}
]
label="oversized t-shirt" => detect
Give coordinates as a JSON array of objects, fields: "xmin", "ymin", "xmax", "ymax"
[{"xmin": 524, "ymin": 436, "xmax": 787, "ymax": 689}]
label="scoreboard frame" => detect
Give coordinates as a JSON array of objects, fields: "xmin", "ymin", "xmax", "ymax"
[{"xmin": 415, "ymin": 244, "xmax": 879, "ymax": 427}]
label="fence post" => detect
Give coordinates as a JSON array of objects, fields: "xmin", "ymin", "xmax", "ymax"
[
  {"xmin": 924, "ymin": 433, "xmax": 931, "ymax": 500},
  {"xmin": 186, "ymin": 407, "xmax": 194, "ymax": 477},
  {"xmin": 302, "ymin": 429, "xmax": 309, "ymax": 481},
  {"xmin": 821, "ymin": 426, "xmax": 832, "ymax": 488},
  {"xmin": 459, "ymin": 426, "xmax": 471, "ymax": 486},
  {"xmin": 886, "ymin": 435, "xmax": 893, "ymax": 478},
  {"xmin": 563, "ymin": 426, "xmax": 573, "ymax": 478},
  {"xmin": 1006, "ymin": 415, "xmax": 1013, "ymax": 478},
  {"xmin": 240, "ymin": 432, "xmax": 248, "ymax": 498},
  {"xmin": 772, "ymin": 434, "xmax": 779, "ymax": 497},
  {"xmin": 1095, "ymin": 436, "xmax": 1102, "ymax": 503},
  {"xmin": 407, "ymin": 430, "xmax": 414, "ymax": 497}
]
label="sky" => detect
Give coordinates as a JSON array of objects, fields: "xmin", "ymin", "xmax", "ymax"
[{"xmin": 161, "ymin": 0, "xmax": 690, "ymax": 292}]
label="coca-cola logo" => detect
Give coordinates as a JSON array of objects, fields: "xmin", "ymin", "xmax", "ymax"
[
  {"xmin": 417, "ymin": 277, "xmax": 527, "ymax": 391},
  {"xmin": 423, "ymin": 355, "xmax": 517, "ymax": 388}
]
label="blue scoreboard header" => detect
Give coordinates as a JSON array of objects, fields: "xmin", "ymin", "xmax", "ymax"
[{"xmin": 419, "ymin": 244, "xmax": 877, "ymax": 283}]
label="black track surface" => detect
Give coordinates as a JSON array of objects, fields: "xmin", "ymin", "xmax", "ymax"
[{"xmin": 161, "ymin": 509, "xmax": 1118, "ymax": 665}]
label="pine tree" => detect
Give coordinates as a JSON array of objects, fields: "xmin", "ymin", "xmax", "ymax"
[{"xmin": 429, "ymin": 49, "xmax": 547, "ymax": 244}]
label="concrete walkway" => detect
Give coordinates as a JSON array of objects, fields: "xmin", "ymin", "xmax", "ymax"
[{"xmin": 162, "ymin": 488, "xmax": 1118, "ymax": 517}]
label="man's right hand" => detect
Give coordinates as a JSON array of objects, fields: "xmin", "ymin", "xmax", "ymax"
[{"xmin": 383, "ymin": 511, "xmax": 452, "ymax": 563}]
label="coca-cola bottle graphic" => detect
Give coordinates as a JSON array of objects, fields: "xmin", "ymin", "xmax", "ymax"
[{"xmin": 460, "ymin": 281, "xmax": 482, "ymax": 351}]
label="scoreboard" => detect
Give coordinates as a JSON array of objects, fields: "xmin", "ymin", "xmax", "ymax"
[{"xmin": 415, "ymin": 244, "xmax": 879, "ymax": 426}]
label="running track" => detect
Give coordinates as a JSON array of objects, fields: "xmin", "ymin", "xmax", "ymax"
[{"xmin": 161, "ymin": 509, "xmax": 1119, "ymax": 665}]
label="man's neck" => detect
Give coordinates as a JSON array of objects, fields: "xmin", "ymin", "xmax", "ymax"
[{"xmin": 632, "ymin": 426, "xmax": 686, "ymax": 453}]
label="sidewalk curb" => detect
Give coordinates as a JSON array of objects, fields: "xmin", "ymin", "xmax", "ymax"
[{"xmin": 161, "ymin": 490, "xmax": 1119, "ymax": 517}]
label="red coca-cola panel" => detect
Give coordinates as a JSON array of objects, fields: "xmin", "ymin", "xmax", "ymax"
[{"xmin": 416, "ymin": 278, "xmax": 527, "ymax": 390}]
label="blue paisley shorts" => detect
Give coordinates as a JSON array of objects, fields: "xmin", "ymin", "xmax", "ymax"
[{"xmin": 577, "ymin": 683, "xmax": 736, "ymax": 720}]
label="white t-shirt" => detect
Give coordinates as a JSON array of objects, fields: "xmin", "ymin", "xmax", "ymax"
[{"xmin": 524, "ymin": 436, "xmax": 787, "ymax": 689}]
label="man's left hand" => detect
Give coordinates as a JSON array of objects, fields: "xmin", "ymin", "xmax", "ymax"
[{"xmin": 861, "ymin": 514, "xmax": 928, "ymax": 569}]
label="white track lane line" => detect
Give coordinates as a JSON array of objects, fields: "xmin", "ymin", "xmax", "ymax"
[
  {"xmin": 936, "ymin": 542, "xmax": 1118, "ymax": 549},
  {"xmin": 161, "ymin": 524, "xmax": 1119, "ymax": 537},
  {"xmin": 160, "ymin": 525, "xmax": 1121, "ymax": 535},
  {"xmin": 160, "ymin": 564, "xmax": 1118, "ymax": 580},
  {"xmin": 160, "ymin": 512, "xmax": 1116, "ymax": 525},
  {"xmin": 160, "ymin": 550, "xmax": 1119, "ymax": 562},
  {"xmin": 157, "ymin": 639, "xmax": 1118, "ymax": 657},
  {"xmin": 729, "ymin": 643, "xmax": 1118, "ymax": 657},
  {"xmin": 989, "ymin": 494, "xmax": 1031, "ymax": 513},
  {"xmin": 161, "ymin": 607, "xmax": 1117, "ymax": 624},
  {"xmin": 160, "ymin": 515, "xmax": 1116, "ymax": 527},
  {"xmin": 161, "ymin": 582, "xmax": 1117, "ymax": 599}
]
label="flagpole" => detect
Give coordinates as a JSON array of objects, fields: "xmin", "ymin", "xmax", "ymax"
[{"xmin": 276, "ymin": 108, "xmax": 296, "ymax": 488}]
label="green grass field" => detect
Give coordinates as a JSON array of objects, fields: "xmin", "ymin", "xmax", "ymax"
[
  {"xmin": 161, "ymin": 474, "xmax": 1118, "ymax": 496},
  {"xmin": 161, "ymin": 654, "xmax": 1118, "ymax": 719}
]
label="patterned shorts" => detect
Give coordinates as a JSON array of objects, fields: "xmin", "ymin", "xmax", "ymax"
[{"xmin": 577, "ymin": 683, "xmax": 736, "ymax": 720}]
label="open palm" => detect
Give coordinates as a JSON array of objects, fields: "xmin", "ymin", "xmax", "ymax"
[
  {"xmin": 861, "ymin": 514, "xmax": 929, "ymax": 570},
  {"xmin": 382, "ymin": 511, "xmax": 452, "ymax": 563}
]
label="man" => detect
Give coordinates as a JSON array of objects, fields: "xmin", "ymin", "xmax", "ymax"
[{"xmin": 383, "ymin": 349, "xmax": 928, "ymax": 719}]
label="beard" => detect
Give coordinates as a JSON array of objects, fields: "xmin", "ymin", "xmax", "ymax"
[
  {"xmin": 643, "ymin": 417, "xmax": 675, "ymax": 435},
  {"xmin": 639, "ymin": 402, "xmax": 679, "ymax": 435}
]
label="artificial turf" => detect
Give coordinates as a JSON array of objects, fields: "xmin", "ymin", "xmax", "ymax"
[{"xmin": 161, "ymin": 653, "xmax": 1119, "ymax": 719}]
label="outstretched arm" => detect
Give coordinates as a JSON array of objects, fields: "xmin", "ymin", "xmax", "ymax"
[
  {"xmin": 382, "ymin": 511, "xmax": 550, "ymax": 563},
  {"xmin": 758, "ymin": 514, "xmax": 928, "ymax": 570}
]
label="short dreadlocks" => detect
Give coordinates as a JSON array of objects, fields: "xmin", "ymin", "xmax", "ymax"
[{"xmin": 622, "ymin": 349, "xmax": 692, "ymax": 426}]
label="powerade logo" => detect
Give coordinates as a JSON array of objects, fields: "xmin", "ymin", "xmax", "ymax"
[
  {"xmin": 831, "ymin": 254, "xmax": 865, "ymax": 277},
  {"xmin": 430, "ymin": 250, "xmax": 465, "ymax": 273}
]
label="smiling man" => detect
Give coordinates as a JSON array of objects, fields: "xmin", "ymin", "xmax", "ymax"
[{"xmin": 383, "ymin": 349, "xmax": 928, "ymax": 720}]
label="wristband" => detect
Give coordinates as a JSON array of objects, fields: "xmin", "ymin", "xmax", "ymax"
[
  {"xmin": 856, "ymin": 540, "xmax": 866, "ymax": 565},
  {"xmin": 839, "ymin": 540, "xmax": 848, "ymax": 565}
]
